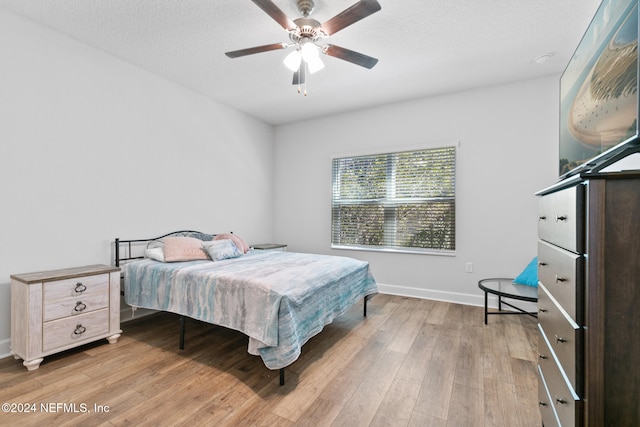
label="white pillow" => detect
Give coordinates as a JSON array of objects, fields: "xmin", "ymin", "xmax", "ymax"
[
  {"xmin": 145, "ymin": 247, "xmax": 165, "ymax": 262},
  {"xmin": 202, "ymin": 239, "xmax": 242, "ymax": 261}
]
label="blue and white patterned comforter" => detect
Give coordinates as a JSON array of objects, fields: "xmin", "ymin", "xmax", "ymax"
[{"xmin": 124, "ymin": 250, "xmax": 377, "ymax": 369}]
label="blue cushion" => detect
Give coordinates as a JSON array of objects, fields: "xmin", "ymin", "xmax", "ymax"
[
  {"xmin": 513, "ymin": 257, "xmax": 539, "ymax": 287},
  {"xmin": 202, "ymin": 239, "xmax": 242, "ymax": 261}
]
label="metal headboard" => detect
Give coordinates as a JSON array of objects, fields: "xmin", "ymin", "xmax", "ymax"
[{"xmin": 114, "ymin": 230, "xmax": 217, "ymax": 267}]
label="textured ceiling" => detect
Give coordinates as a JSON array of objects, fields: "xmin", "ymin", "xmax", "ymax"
[{"xmin": 0, "ymin": 0, "xmax": 602, "ymax": 125}]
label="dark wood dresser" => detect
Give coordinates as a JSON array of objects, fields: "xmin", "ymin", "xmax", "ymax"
[{"xmin": 536, "ymin": 171, "xmax": 640, "ymax": 426}]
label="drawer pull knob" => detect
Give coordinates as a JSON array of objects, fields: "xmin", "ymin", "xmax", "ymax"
[
  {"xmin": 538, "ymin": 261, "xmax": 547, "ymax": 267},
  {"xmin": 74, "ymin": 301, "xmax": 87, "ymax": 312},
  {"xmin": 555, "ymin": 275, "xmax": 566, "ymax": 283},
  {"xmin": 556, "ymin": 215, "xmax": 567, "ymax": 222},
  {"xmin": 538, "ymin": 354, "xmax": 548, "ymax": 360},
  {"xmin": 539, "ymin": 308, "xmax": 547, "ymax": 313},
  {"xmin": 555, "ymin": 397, "xmax": 568, "ymax": 405},
  {"xmin": 539, "ymin": 216, "xmax": 547, "ymax": 221},
  {"xmin": 74, "ymin": 324, "xmax": 86, "ymax": 335},
  {"xmin": 539, "ymin": 401, "xmax": 548, "ymax": 407},
  {"xmin": 74, "ymin": 282, "xmax": 87, "ymax": 293},
  {"xmin": 555, "ymin": 335, "xmax": 567, "ymax": 344}
]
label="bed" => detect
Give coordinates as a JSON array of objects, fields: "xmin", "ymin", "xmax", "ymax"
[{"xmin": 114, "ymin": 231, "xmax": 377, "ymax": 385}]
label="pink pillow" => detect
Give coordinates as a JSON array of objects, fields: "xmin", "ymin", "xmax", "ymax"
[
  {"xmin": 214, "ymin": 233, "xmax": 250, "ymax": 254},
  {"xmin": 163, "ymin": 236, "xmax": 209, "ymax": 262}
]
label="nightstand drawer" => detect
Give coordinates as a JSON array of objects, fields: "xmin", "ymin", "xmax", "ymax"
[
  {"xmin": 538, "ymin": 284, "xmax": 580, "ymax": 391},
  {"xmin": 538, "ymin": 185, "xmax": 584, "ymax": 253},
  {"xmin": 44, "ymin": 292, "xmax": 109, "ymax": 322},
  {"xmin": 538, "ymin": 240, "xmax": 583, "ymax": 323},
  {"xmin": 44, "ymin": 274, "xmax": 109, "ymax": 301},
  {"xmin": 43, "ymin": 309, "xmax": 110, "ymax": 352}
]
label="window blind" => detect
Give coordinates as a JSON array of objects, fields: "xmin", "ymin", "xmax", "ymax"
[{"xmin": 331, "ymin": 146, "xmax": 456, "ymax": 253}]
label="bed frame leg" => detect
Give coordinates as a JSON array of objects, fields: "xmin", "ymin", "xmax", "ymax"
[
  {"xmin": 179, "ymin": 316, "xmax": 185, "ymax": 350},
  {"xmin": 364, "ymin": 294, "xmax": 368, "ymax": 317},
  {"xmin": 279, "ymin": 368, "xmax": 285, "ymax": 386}
]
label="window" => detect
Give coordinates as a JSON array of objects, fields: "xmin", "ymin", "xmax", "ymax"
[{"xmin": 331, "ymin": 145, "xmax": 456, "ymax": 254}]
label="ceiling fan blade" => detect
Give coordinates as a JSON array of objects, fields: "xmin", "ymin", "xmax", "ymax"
[
  {"xmin": 323, "ymin": 45, "xmax": 378, "ymax": 69},
  {"xmin": 225, "ymin": 43, "xmax": 287, "ymax": 58},
  {"xmin": 292, "ymin": 65, "xmax": 306, "ymax": 85},
  {"xmin": 251, "ymin": 0, "xmax": 297, "ymax": 31},
  {"xmin": 320, "ymin": 0, "xmax": 381, "ymax": 36}
]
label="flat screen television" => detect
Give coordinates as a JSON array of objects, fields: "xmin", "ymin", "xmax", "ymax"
[{"xmin": 559, "ymin": 0, "xmax": 639, "ymax": 179}]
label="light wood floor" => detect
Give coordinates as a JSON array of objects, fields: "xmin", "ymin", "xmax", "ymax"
[{"xmin": 0, "ymin": 294, "xmax": 540, "ymax": 426}]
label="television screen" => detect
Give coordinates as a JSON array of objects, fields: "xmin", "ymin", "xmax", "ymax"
[{"xmin": 559, "ymin": 0, "xmax": 639, "ymax": 177}]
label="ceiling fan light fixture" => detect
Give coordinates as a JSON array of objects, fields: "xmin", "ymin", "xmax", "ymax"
[
  {"xmin": 300, "ymin": 40, "xmax": 319, "ymax": 61},
  {"xmin": 307, "ymin": 55, "xmax": 325, "ymax": 74},
  {"xmin": 283, "ymin": 49, "xmax": 302, "ymax": 72}
]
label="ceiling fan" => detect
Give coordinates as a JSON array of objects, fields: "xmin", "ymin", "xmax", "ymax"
[{"xmin": 225, "ymin": 0, "xmax": 381, "ymax": 92}]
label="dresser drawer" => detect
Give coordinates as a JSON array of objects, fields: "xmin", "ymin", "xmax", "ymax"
[
  {"xmin": 42, "ymin": 309, "xmax": 110, "ymax": 352},
  {"xmin": 537, "ymin": 365, "xmax": 560, "ymax": 427},
  {"xmin": 538, "ymin": 185, "xmax": 585, "ymax": 253},
  {"xmin": 538, "ymin": 240, "xmax": 583, "ymax": 323},
  {"xmin": 538, "ymin": 328, "xmax": 582, "ymax": 426},
  {"xmin": 538, "ymin": 284, "xmax": 581, "ymax": 392},
  {"xmin": 44, "ymin": 274, "xmax": 109, "ymax": 301}
]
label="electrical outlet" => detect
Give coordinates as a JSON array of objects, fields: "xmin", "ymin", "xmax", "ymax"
[{"xmin": 465, "ymin": 262, "xmax": 473, "ymax": 273}]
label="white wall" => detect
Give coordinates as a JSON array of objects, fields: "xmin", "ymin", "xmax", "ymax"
[
  {"xmin": 0, "ymin": 7, "xmax": 562, "ymax": 359},
  {"xmin": 273, "ymin": 75, "xmax": 560, "ymax": 306},
  {"xmin": 0, "ymin": 9, "xmax": 275, "ymax": 356}
]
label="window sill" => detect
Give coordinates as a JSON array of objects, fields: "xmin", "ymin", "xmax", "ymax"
[{"xmin": 331, "ymin": 244, "xmax": 455, "ymax": 256}]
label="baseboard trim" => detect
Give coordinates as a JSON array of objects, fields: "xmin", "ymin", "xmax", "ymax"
[
  {"xmin": 0, "ymin": 337, "xmax": 11, "ymax": 360},
  {"xmin": 376, "ymin": 283, "xmax": 538, "ymax": 313}
]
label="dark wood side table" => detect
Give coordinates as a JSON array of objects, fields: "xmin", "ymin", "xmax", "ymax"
[{"xmin": 478, "ymin": 278, "xmax": 538, "ymax": 324}]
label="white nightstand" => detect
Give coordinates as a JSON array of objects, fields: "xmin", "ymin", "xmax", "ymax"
[{"xmin": 11, "ymin": 264, "xmax": 121, "ymax": 371}]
